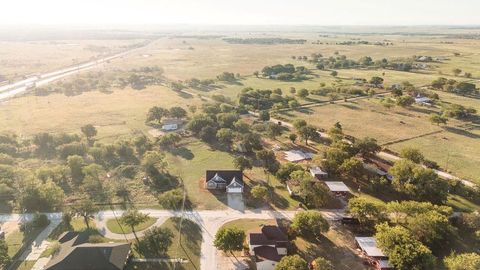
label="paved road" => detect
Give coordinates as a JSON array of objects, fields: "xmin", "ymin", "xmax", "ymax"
[
  {"xmin": 0, "ymin": 41, "xmax": 154, "ymax": 102},
  {"xmin": 94, "ymin": 208, "xmax": 345, "ymax": 270}
]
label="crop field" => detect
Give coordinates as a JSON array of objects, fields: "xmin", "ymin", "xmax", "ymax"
[
  {"xmin": 0, "ymin": 85, "xmax": 202, "ymax": 141},
  {"xmin": 0, "ymin": 40, "xmax": 142, "ymax": 82}
]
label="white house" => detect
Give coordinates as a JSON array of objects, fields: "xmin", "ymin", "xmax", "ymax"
[{"xmin": 205, "ymin": 170, "xmax": 244, "ymax": 193}]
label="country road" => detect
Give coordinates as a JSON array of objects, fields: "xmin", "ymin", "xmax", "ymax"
[{"xmin": 0, "ymin": 41, "xmax": 154, "ymax": 101}]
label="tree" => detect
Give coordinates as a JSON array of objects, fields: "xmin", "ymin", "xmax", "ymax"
[
  {"xmin": 293, "ymin": 119, "xmax": 307, "ymax": 130},
  {"xmin": 233, "ymin": 156, "xmax": 252, "ymax": 172},
  {"xmin": 81, "ymin": 124, "xmax": 97, "ymax": 142},
  {"xmin": 452, "ymin": 68, "xmax": 462, "ymax": 76},
  {"xmin": 73, "ymin": 198, "xmax": 98, "ymax": 229},
  {"xmin": 275, "ymin": 255, "xmax": 308, "ymax": 270},
  {"xmin": 157, "ymin": 188, "xmax": 183, "ymax": 209},
  {"xmin": 158, "ymin": 133, "xmax": 181, "ymax": 150},
  {"xmin": 330, "ymin": 70, "xmax": 338, "ymax": 77},
  {"xmin": 297, "ymin": 88, "xmax": 309, "ymax": 98},
  {"xmin": 276, "ymin": 163, "xmax": 303, "ymax": 182},
  {"xmin": 120, "ymin": 209, "xmax": 149, "ymax": 243},
  {"xmin": 216, "ymin": 128, "xmax": 234, "ymax": 145},
  {"xmin": 396, "ymin": 95, "xmax": 415, "ymax": 107},
  {"xmin": 267, "ymin": 123, "xmax": 282, "ymax": 139},
  {"xmin": 169, "ymin": 106, "xmax": 187, "ymax": 118},
  {"xmin": 67, "ymin": 155, "xmax": 85, "ymax": 184},
  {"xmin": 444, "ymin": 253, "xmax": 480, "ymax": 270},
  {"xmin": 0, "ymin": 239, "xmax": 10, "ymax": 268},
  {"xmin": 339, "ymin": 157, "xmax": 365, "ymax": 180},
  {"xmin": 141, "ymin": 151, "xmax": 167, "ymax": 176},
  {"xmin": 258, "ymin": 110, "xmax": 270, "ymax": 121},
  {"xmin": 390, "ymin": 160, "xmax": 448, "ymax": 204},
  {"xmin": 256, "ymin": 150, "xmax": 280, "ymax": 174},
  {"xmin": 146, "ymin": 106, "xmax": 167, "ymax": 123},
  {"xmin": 348, "ymin": 197, "xmax": 386, "ymax": 228},
  {"xmin": 135, "ymin": 226, "xmax": 173, "ymax": 257},
  {"xmin": 370, "ymin": 76, "xmax": 384, "ymax": 87},
  {"xmin": 214, "ymin": 227, "xmax": 245, "ymax": 254},
  {"xmin": 291, "ymin": 211, "xmax": 329, "ymax": 241},
  {"xmin": 288, "ymin": 99, "xmax": 300, "ymax": 108},
  {"xmin": 406, "ymin": 210, "xmax": 456, "ymax": 251},
  {"xmin": 321, "ymin": 148, "xmax": 350, "ymax": 175},
  {"xmin": 289, "ymin": 133, "xmax": 297, "ymax": 144},
  {"xmin": 298, "ymin": 125, "xmax": 319, "ymax": 145},
  {"xmin": 429, "ymin": 113, "xmax": 448, "ymax": 126},
  {"xmin": 354, "ymin": 137, "xmax": 381, "ymax": 157},
  {"xmin": 400, "ymin": 147, "xmax": 424, "ymax": 164},
  {"xmin": 312, "ymin": 257, "xmax": 334, "ymax": 270},
  {"xmin": 253, "ymin": 71, "xmax": 259, "ymax": 77},
  {"xmin": 375, "ymin": 223, "xmax": 436, "ymax": 270},
  {"xmin": 251, "ymin": 185, "xmax": 268, "ymax": 200}
]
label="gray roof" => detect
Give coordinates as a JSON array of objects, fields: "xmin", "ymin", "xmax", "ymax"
[{"xmin": 45, "ymin": 232, "xmax": 131, "ymax": 270}]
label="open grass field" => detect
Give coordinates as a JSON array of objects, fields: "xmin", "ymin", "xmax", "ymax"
[
  {"xmin": 388, "ymin": 128, "xmax": 480, "ymax": 184},
  {"xmin": 0, "ymin": 85, "xmax": 202, "ymax": 141},
  {"xmin": 279, "ymin": 98, "xmax": 443, "ymax": 144},
  {"xmin": 105, "ymin": 34, "xmax": 479, "ymax": 82},
  {"xmin": 0, "ymin": 40, "xmax": 141, "ymax": 81},
  {"xmin": 106, "ymin": 217, "xmax": 157, "ymax": 234}
]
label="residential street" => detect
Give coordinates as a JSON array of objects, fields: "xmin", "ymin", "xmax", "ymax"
[{"xmin": 94, "ymin": 208, "xmax": 344, "ymax": 270}]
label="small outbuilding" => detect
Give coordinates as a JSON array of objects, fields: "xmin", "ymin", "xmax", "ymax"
[
  {"xmin": 309, "ymin": 166, "xmax": 328, "ymax": 180},
  {"xmin": 283, "ymin": 150, "xmax": 314, "ymax": 162},
  {"xmin": 355, "ymin": 237, "xmax": 393, "ymax": 270},
  {"xmin": 324, "ymin": 181, "xmax": 351, "ymax": 196}
]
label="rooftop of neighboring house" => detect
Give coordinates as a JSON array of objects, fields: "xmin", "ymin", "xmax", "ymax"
[{"xmin": 45, "ymin": 232, "xmax": 131, "ymax": 270}]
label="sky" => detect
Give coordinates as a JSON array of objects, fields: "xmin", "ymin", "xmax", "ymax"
[{"xmin": 1, "ymin": 0, "xmax": 479, "ymax": 26}]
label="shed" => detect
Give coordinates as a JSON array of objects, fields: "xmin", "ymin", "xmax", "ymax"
[{"xmin": 324, "ymin": 181, "xmax": 351, "ymax": 196}]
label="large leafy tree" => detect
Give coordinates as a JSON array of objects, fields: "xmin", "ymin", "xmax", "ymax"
[
  {"xmin": 291, "ymin": 211, "xmax": 329, "ymax": 241},
  {"xmin": 81, "ymin": 124, "xmax": 97, "ymax": 141},
  {"xmin": 444, "ymin": 253, "xmax": 480, "ymax": 270},
  {"xmin": 389, "ymin": 160, "xmax": 448, "ymax": 204},
  {"xmin": 73, "ymin": 198, "xmax": 99, "ymax": 229},
  {"xmin": 275, "ymin": 255, "xmax": 309, "ymax": 270},
  {"xmin": 135, "ymin": 226, "xmax": 173, "ymax": 257},
  {"xmin": 353, "ymin": 137, "xmax": 381, "ymax": 157},
  {"xmin": 312, "ymin": 257, "xmax": 334, "ymax": 270},
  {"xmin": 256, "ymin": 150, "xmax": 280, "ymax": 174},
  {"xmin": 233, "ymin": 156, "xmax": 252, "ymax": 172},
  {"xmin": 375, "ymin": 223, "xmax": 436, "ymax": 270},
  {"xmin": 120, "ymin": 209, "xmax": 150, "ymax": 243},
  {"xmin": 400, "ymin": 147, "xmax": 424, "ymax": 164},
  {"xmin": 347, "ymin": 197, "xmax": 386, "ymax": 228},
  {"xmin": 214, "ymin": 227, "xmax": 245, "ymax": 254}
]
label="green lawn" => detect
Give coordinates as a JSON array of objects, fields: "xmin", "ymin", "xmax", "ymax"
[
  {"xmin": 106, "ymin": 217, "xmax": 157, "ymax": 234},
  {"xmin": 5, "ymin": 226, "xmax": 46, "ymax": 258},
  {"xmin": 220, "ymin": 218, "xmax": 277, "ymax": 232},
  {"xmin": 165, "ymin": 139, "xmax": 237, "ymax": 210},
  {"xmin": 127, "ymin": 217, "xmax": 202, "ymax": 270}
]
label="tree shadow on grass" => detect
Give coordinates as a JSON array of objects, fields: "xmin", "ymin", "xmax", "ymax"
[
  {"xmin": 444, "ymin": 126, "xmax": 480, "ymax": 139},
  {"xmin": 170, "ymin": 147, "xmax": 195, "ymax": 160}
]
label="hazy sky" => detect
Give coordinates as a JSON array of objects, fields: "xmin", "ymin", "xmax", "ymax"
[{"xmin": 2, "ymin": 0, "xmax": 479, "ymax": 26}]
